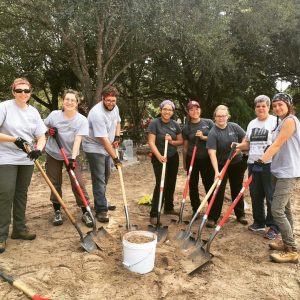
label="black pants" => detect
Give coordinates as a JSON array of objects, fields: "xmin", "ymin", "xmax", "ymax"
[
  {"xmin": 186, "ymin": 155, "xmax": 215, "ymax": 213},
  {"xmin": 150, "ymin": 153, "xmax": 179, "ymax": 217},
  {"xmin": 208, "ymin": 159, "xmax": 247, "ymax": 222}
]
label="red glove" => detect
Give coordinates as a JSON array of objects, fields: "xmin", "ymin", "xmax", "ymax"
[{"xmin": 48, "ymin": 127, "xmax": 58, "ymax": 137}]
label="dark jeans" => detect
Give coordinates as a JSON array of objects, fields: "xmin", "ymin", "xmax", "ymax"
[
  {"xmin": 45, "ymin": 154, "xmax": 90, "ymax": 208},
  {"xmin": 85, "ymin": 152, "xmax": 111, "ymax": 213},
  {"xmin": 0, "ymin": 164, "xmax": 34, "ymax": 241},
  {"xmin": 150, "ymin": 153, "xmax": 179, "ymax": 217},
  {"xmin": 248, "ymin": 163, "xmax": 278, "ymax": 231},
  {"xmin": 186, "ymin": 155, "xmax": 215, "ymax": 213},
  {"xmin": 208, "ymin": 159, "xmax": 247, "ymax": 222}
]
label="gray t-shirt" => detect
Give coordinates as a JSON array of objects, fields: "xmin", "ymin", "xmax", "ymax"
[
  {"xmin": 82, "ymin": 102, "xmax": 121, "ymax": 155},
  {"xmin": 207, "ymin": 122, "xmax": 246, "ymax": 165},
  {"xmin": 0, "ymin": 99, "xmax": 46, "ymax": 165},
  {"xmin": 271, "ymin": 115, "xmax": 300, "ymax": 178},
  {"xmin": 147, "ymin": 118, "xmax": 181, "ymax": 157},
  {"xmin": 44, "ymin": 110, "xmax": 89, "ymax": 160},
  {"xmin": 182, "ymin": 118, "xmax": 214, "ymax": 159}
]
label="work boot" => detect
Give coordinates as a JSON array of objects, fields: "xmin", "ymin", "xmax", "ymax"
[
  {"xmin": 53, "ymin": 210, "xmax": 63, "ymax": 226},
  {"xmin": 269, "ymin": 240, "xmax": 285, "ymax": 251},
  {"xmin": 108, "ymin": 202, "xmax": 116, "ymax": 211},
  {"xmin": 11, "ymin": 229, "xmax": 36, "ymax": 240},
  {"xmin": 149, "ymin": 217, "xmax": 162, "ymax": 226},
  {"xmin": 206, "ymin": 219, "xmax": 216, "ymax": 228},
  {"xmin": 270, "ymin": 245, "xmax": 299, "ymax": 263},
  {"xmin": 0, "ymin": 240, "xmax": 6, "ymax": 253},
  {"xmin": 96, "ymin": 212, "xmax": 109, "ymax": 223},
  {"xmin": 164, "ymin": 209, "xmax": 179, "ymax": 216},
  {"xmin": 82, "ymin": 212, "xmax": 93, "ymax": 228}
]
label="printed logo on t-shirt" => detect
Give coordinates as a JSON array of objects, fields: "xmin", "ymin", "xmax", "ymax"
[{"xmin": 250, "ymin": 128, "xmax": 268, "ymax": 141}]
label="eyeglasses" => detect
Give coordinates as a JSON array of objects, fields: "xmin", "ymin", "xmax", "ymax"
[
  {"xmin": 14, "ymin": 89, "xmax": 31, "ymax": 94},
  {"xmin": 215, "ymin": 115, "xmax": 228, "ymax": 118},
  {"xmin": 161, "ymin": 108, "xmax": 173, "ymax": 112},
  {"xmin": 64, "ymin": 98, "xmax": 77, "ymax": 103},
  {"xmin": 103, "ymin": 99, "xmax": 116, "ymax": 103}
]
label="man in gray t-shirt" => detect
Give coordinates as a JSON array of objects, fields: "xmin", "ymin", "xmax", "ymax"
[{"xmin": 83, "ymin": 87, "xmax": 122, "ymax": 223}]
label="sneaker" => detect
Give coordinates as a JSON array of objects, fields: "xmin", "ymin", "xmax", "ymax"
[
  {"xmin": 237, "ymin": 216, "xmax": 248, "ymax": 225},
  {"xmin": 270, "ymin": 245, "xmax": 299, "ymax": 263},
  {"xmin": 82, "ymin": 212, "xmax": 93, "ymax": 228},
  {"xmin": 53, "ymin": 210, "xmax": 63, "ymax": 226},
  {"xmin": 149, "ymin": 217, "xmax": 162, "ymax": 226},
  {"xmin": 206, "ymin": 219, "xmax": 216, "ymax": 228},
  {"xmin": 264, "ymin": 228, "xmax": 278, "ymax": 240},
  {"xmin": 164, "ymin": 209, "xmax": 179, "ymax": 216},
  {"xmin": 0, "ymin": 240, "xmax": 6, "ymax": 253},
  {"xmin": 96, "ymin": 212, "xmax": 109, "ymax": 223},
  {"xmin": 11, "ymin": 229, "xmax": 36, "ymax": 240},
  {"xmin": 248, "ymin": 223, "xmax": 265, "ymax": 232},
  {"xmin": 269, "ymin": 240, "xmax": 285, "ymax": 251}
]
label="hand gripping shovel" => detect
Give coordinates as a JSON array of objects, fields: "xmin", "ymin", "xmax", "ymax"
[
  {"xmin": 148, "ymin": 138, "xmax": 169, "ymax": 243},
  {"xmin": 181, "ymin": 145, "xmax": 237, "ymax": 250},
  {"xmin": 174, "ymin": 137, "xmax": 200, "ymax": 224},
  {"xmin": 184, "ymin": 175, "xmax": 252, "ymax": 275},
  {"xmin": 114, "ymin": 145, "xmax": 138, "ymax": 232},
  {"xmin": 53, "ymin": 134, "xmax": 113, "ymax": 250},
  {"xmin": 24, "ymin": 144, "xmax": 98, "ymax": 253},
  {"xmin": 0, "ymin": 267, "xmax": 51, "ymax": 300}
]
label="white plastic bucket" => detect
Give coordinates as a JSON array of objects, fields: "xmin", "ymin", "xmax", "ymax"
[{"xmin": 122, "ymin": 230, "xmax": 157, "ymax": 274}]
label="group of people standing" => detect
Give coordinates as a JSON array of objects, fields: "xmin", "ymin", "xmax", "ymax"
[
  {"xmin": 0, "ymin": 78, "xmax": 121, "ymax": 254},
  {"xmin": 148, "ymin": 95, "xmax": 299, "ymax": 264},
  {"xmin": 0, "ymin": 77, "xmax": 298, "ymax": 264}
]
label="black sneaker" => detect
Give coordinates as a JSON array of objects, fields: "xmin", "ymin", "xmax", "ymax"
[
  {"xmin": 82, "ymin": 212, "xmax": 93, "ymax": 228},
  {"xmin": 206, "ymin": 219, "xmax": 216, "ymax": 228},
  {"xmin": 53, "ymin": 210, "xmax": 63, "ymax": 226},
  {"xmin": 248, "ymin": 223, "xmax": 265, "ymax": 232},
  {"xmin": 237, "ymin": 216, "xmax": 248, "ymax": 225},
  {"xmin": 11, "ymin": 229, "xmax": 36, "ymax": 240}
]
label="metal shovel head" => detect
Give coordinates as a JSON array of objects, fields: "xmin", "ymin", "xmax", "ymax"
[
  {"xmin": 183, "ymin": 247, "xmax": 213, "ymax": 275},
  {"xmin": 87, "ymin": 226, "xmax": 116, "ymax": 251},
  {"xmin": 80, "ymin": 234, "xmax": 99, "ymax": 253},
  {"xmin": 147, "ymin": 224, "xmax": 168, "ymax": 244}
]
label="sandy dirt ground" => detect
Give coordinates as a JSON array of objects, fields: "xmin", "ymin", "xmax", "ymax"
[{"xmin": 0, "ymin": 154, "xmax": 299, "ymax": 300}]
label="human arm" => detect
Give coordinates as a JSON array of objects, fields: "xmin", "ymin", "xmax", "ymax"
[
  {"xmin": 182, "ymin": 139, "xmax": 188, "ymax": 171},
  {"xmin": 235, "ymin": 137, "xmax": 250, "ymax": 152},
  {"xmin": 148, "ymin": 133, "xmax": 166, "ymax": 163},
  {"xmin": 165, "ymin": 133, "xmax": 183, "ymax": 146},
  {"xmin": 208, "ymin": 149, "xmax": 220, "ymax": 179}
]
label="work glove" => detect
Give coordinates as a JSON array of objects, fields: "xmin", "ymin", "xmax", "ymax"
[
  {"xmin": 252, "ymin": 159, "xmax": 264, "ymax": 173},
  {"xmin": 14, "ymin": 137, "xmax": 28, "ymax": 153},
  {"xmin": 113, "ymin": 157, "xmax": 122, "ymax": 169},
  {"xmin": 48, "ymin": 127, "xmax": 58, "ymax": 137},
  {"xmin": 67, "ymin": 158, "xmax": 76, "ymax": 171},
  {"xmin": 112, "ymin": 136, "xmax": 121, "ymax": 147},
  {"xmin": 28, "ymin": 150, "xmax": 42, "ymax": 161}
]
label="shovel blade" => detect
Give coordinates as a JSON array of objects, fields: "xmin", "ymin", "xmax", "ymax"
[
  {"xmin": 148, "ymin": 224, "xmax": 168, "ymax": 243},
  {"xmin": 183, "ymin": 247, "xmax": 213, "ymax": 275},
  {"xmin": 88, "ymin": 227, "xmax": 116, "ymax": 250},
  {"xmin": 80, "ymin": 234, "xmax": 99, "ymax": 253}
]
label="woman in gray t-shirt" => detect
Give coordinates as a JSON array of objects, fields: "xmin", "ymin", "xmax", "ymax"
[
  {"xmin": 0, "ymin": 78, "xmax": 46, "ymax": 253},
  {"xmin": 44, "ymin": 89, "xmax": 92, "ymax": 228}
]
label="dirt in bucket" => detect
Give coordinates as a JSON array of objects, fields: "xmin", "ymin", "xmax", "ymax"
[{"xmin": 126, "ymin": 234, "xmax": 154, "ymax": 244}]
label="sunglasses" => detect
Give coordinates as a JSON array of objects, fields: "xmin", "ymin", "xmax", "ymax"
[{"xmin": 14, "ymin": 89, "xmax": 32, "ymax": 94}]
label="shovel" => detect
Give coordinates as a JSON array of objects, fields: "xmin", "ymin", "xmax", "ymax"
[
  {"xmin": 24, "ymin": 144, "xmax": 98, "ymax": 253},
  {"xmin": 0, "ymin": 267, "xmax": 51, "ymax": 300},
  {"xmin": 184, "ymin": 175, "xmax": 252, "ymax": 275},
  {"xmin": 181, "ymin": 145, "xmax": 237, "ymax": 250},
  {"xmin": 174, "ymin": 137, "xmax": 200, "ymax": 224},
  {"xmin": 148, "ymin": 138, "xmax": 169, "ymax": 243},
  {"xmin": 114, "ymin": 145, "xmax": 138, "ymax": 234},
  {"xmin": 53, "ymin": 134, "xmax": 114, "ymax": 250}
]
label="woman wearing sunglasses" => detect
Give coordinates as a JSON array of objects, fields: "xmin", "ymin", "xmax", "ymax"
[
  {"xmin": 44, "ymin": 89, "xmax": 92, "ymax": 228},
  {"xmin": 206, "ymin": 105, "xmax": 248, "ymax": 228},
  {"xmin": 147, "ymin": 100, "xmax": 183, "ymax": 225},
  {"xmin": 0, "ymin": 78, "xmax": 46, "ymax": 253}
]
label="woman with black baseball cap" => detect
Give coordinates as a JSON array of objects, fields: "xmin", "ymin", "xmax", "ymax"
[{"xmin": 255, "ymin": 92, "xmax": 300, "ymax": 263}]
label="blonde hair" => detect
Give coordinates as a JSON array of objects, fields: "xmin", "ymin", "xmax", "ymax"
[
  {"xmin": 11, "ymin": 77, "xmax": 32, "ymax": 90},
  {"xmin": 213, "ymin": 105, "xmax": 231, "ymax": 119},
  {"xmin": 62, "ymin": 89, "xmax": 81, "ymax": 103}
]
